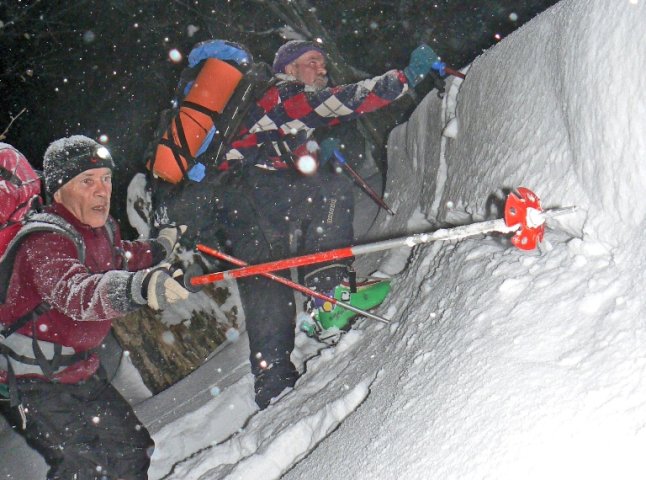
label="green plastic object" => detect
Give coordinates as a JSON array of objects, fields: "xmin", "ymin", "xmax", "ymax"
[
  {"xmin": 0, "ymin": 383, "xmax": 9, "ymax": 399},
  {"xmin": 314, "ymin": 280, "xmax": 391, "ymax": 331},
  {"xmin": 300, "ymin": 320, "xmax": 317, "ymax": 337}
]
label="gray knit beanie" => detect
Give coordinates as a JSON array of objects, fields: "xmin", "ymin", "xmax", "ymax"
[{"xmin": 43, "ymin": 135, "xmax": 115, "ymax": 194}]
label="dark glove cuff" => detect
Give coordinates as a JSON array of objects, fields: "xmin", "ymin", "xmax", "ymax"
[
  {"xmin": 403, "ymin": 66, "xmax": 416, "ymax": 86},
  {"xmin": 128, "ymin": 270, "xmax": 149, "ymax": 305},
  {"xmin": 150, "ymin": 241, "xmax": 168, "ymax": 264}
]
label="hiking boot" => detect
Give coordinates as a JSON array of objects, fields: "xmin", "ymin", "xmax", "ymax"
[
  {"xmin": 305, "ymin": 278, "xmax": 391, "ymax": 334},
  {"xmin": 254, "ymin": 360, "xmax": 299, "ymax": 410}
]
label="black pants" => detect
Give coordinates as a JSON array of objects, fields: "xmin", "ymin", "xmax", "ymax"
[
  {"xmin": 0, "ymin": 375, "xmax": 153, "ymax": 480},
  {"xmin": 153, "ymin": 166, "xmax": 354, "ymax": 377}
]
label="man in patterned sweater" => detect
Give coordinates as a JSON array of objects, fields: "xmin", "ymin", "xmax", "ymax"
[{"xmin": 157, "ymin": 40, "xmax": 438, "ymax": 409}]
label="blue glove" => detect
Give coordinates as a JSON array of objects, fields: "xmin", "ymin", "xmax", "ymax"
[
  {"xmin": 319, "ymin": 138, "xmax": 342, "ymax": 166},
  {"xmin": 404, "ymin": 44, "xmax": 441, "ymax": 87}
]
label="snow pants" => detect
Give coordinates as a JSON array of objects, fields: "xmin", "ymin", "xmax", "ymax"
[
  {"xmin": 0, "ymin": 372, "xmax": 153, "ymax": 479},
  {"xmin": 153, "ymin": 166, "xmax": 354, "ymax": 397}
]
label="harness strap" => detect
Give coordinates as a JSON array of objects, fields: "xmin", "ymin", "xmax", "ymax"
[
  {"xmin": 0, "ymin": 341, "xmax": 91, "ymax": 369},
  {"xmin": 6, "ymin": 358, "xmax": 20, "ymax": 408},
  {"xmin": 0, "ymin": 302, "xmax": 49, "ymax": 339},
  {"xmin": 158, "ymin": 137, "xmax": 191, "ymax": 177},
  {"xmin": 1, "ymin": 337, "xmax": 94, "ymax": 410},
  {"xmin": 181, "ymin": 100, "xmax": 221, "ymax": 123},
  {"xmin": 167, "ymin": 120, "xmax": 191, "ymax": 178},
  {"xmin": 31, "ymin": 320, "xmax": 56, "ymax": 377},
  {"xmin": 0, "ymin": 166, "xmax": 23, "ymax": 185}
]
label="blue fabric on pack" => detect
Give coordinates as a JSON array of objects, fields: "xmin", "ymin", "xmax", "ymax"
[
  {"xmin": 187, "ymin": 162, "xmax": 206, "ymax": 182},
  {"xmin": 188, "ymin": 40, "xmax": 251, "ymax": 68},
  {"xmin": 195, "ymin": 127, "xmax": 216, "ymax": 158}
]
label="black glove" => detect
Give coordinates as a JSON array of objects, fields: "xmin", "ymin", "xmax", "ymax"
[
  {"xmin": 156, "ymin": 224, "xmax": 187, "ymax": 257},
  {"xmin": 130, "ymin": 264, "xmax": 190, "ymax": 310}
]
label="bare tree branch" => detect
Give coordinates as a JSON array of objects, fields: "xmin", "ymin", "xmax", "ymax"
[{"xmin": 0, "ymin": 108, "xmax": 27, "ymax": 142}]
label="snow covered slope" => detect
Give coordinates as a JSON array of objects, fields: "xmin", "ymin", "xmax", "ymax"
[
  {"xmin": 164, "ymin": 1, "xmax": 646, "ymax": 478},
  {"xmin": 2, "ymin": 1, "xmax": 645, "ymax": 479},
  {"xmin": 283, "ymin": 1, "xmax": 646, "ymax": 479}
]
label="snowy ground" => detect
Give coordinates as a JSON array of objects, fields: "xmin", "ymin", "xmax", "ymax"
[{"xmin": 2, "ymin": 0, "xmax": 646, "ymax": 479}]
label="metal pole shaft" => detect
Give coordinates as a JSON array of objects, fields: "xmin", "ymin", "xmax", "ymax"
[{"xmin": 191, "ymin": 219, "xmax": 516, "ymax": 284}]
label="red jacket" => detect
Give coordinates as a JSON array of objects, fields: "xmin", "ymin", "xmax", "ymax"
[{"xmin": 0, "ymin": 202, "xmax": 162, "ymax": 383}]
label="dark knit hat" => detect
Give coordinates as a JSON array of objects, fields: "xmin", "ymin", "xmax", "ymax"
[
  {"xmin": 43, "ymin": 135, "xmax": 115, "ymax": 194},
  {"xmin": 272, "ymin": 40, "xmax": 325, "ymax": 74}
]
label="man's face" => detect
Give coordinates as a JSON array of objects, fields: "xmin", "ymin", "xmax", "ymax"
[
  {"xmin": 53, "ymin": 167, "xmax": 112, "ymax": 228},
  {"xmin": 286, "ymin": 50, "xmax": 328, "ymax": 90}
]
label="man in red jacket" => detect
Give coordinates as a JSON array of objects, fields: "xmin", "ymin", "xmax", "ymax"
[
  {"xmin": 0, "ymin": 136, "xmax": 189, "ymax": 479},
  {"xmin": 153, "ymin": 40, "xmax": 439, "ymax": 410}
]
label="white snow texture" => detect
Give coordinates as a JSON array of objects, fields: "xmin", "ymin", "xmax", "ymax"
[
  {"xmin": 159, "ymin": 1, "xmax": 646, "ymax": 478},
  {"xmin": 2, "ymin": 1, "xmax": 645, "ymax": 479}
]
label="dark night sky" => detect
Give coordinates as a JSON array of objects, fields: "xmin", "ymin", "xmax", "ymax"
[{"xmin": 0, "ymin": 0, "xmax": 560, "ymax": 172}]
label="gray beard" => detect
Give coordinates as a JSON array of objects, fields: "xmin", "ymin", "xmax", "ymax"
[{"xmin": 306, "ymin": 76, "xmax": 329, "ymax": 92}]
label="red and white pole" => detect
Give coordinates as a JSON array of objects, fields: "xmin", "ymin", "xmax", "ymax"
[
  {"xmin": 195, "ymin": 244, "xmax": 390, "ymax": 324},
  {"xmin": 190, "ymin": 189, "xmax": 574, "ymax": 289}
]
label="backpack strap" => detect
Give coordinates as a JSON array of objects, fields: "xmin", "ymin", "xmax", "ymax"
[
  {"xmin": 0, "ymin": 212, "xmax": 85, "ymax": 303},
  {"xmin": 0, "ymin": 213, "xmax": 84, "ymax": 311},
  {"xmin": 0, "ymin": 214, "xmax": 95, "ymax": 408},
  {"xmin": 0, "ymin": 303, "xmax": 49, "ymax": 341},
  {"xmin": 105, "ymin": 216, "xmax": 128, "ymax": 270},
  {"xmin": 0, "ymin": 165, "xmax": 24, "ymax": 185}
]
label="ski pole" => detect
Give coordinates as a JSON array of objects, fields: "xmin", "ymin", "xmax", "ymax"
[
  {"xmin": 190, "ymin": 189, "xmax": 575, "ymax": 285},
  {"xmin": 195, "ymin": 244, "xmax": 390, "ymax": 325},
  {"xmin": 332, "ymin": 149, "xmax": 396, "ymax": 216},
  {"xmin": 192, "ymin": 218, "xmax": 517, "ymax": 284},
  {"xmin": 445, "ymin": 67, "xmax": 466, "ymax": 79}
]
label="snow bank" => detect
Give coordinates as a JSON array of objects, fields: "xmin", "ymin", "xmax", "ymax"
[
  {"xmin": 388, "ymin": 0, "xmax": 646, "ymax": 249},
  {"xmin": 284, "ymin": 1, "xmax": 646, "ymax": 479},
  {"xmin": 148, "ymin": 1, "xmax": 646, "ymax": 478},
  {"xmin": 4, "ymin": 1, "xmax": 645, "ymax": 479}
]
